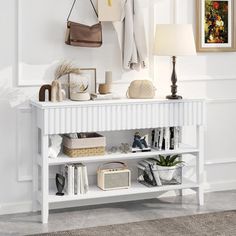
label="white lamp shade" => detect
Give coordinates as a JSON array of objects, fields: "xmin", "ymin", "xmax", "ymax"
[{"xmin": 154, "ymin": 24, "xmax": 196, "ymax": 56}]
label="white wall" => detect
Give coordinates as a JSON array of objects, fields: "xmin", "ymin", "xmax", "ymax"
[
  {"xmin": 0, "ymin": 0, "xmax": 151, "ymax": 215},
  {"xmin": 154, "ymin": 0, "xmax": 236, "ymax": 192},
  {"xmin": 1, "ymin": 0, "xmax": 236, "ymax": 215}
]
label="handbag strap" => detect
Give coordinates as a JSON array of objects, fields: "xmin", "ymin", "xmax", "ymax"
[{"xmin": 67, "ymin": 0, "xmax": 98, "ymax": 22}]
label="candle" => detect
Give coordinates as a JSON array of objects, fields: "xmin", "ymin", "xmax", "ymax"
[{"xmin": 105, "ymin": 71, "xmax": 112, "ymax": 84}]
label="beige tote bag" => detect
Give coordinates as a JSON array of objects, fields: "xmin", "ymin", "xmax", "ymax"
[{"xmin": 98, "ymin": 0, "xmax": 124, "ymax": 21}]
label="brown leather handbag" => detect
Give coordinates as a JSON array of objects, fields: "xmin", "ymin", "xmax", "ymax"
[{"xmin": 65, "ymin": 0, "xmax": 103, "ymax": 47}]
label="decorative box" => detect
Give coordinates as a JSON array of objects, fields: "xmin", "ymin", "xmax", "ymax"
[{"xmin": 63, "ymin": 132, "xmax": 106, "ymax": 157}]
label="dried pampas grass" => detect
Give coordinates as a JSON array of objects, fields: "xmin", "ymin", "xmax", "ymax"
[{"xmin": 55, "ymin": 61, "xmax": 81, "ymax": 80}]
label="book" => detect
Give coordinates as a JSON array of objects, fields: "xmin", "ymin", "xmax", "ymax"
[
  {"xmin": 91, "ymin": 93, "xmax": 113, "ymax": 100},
  {"xmin": 145, "ymin": 159, "xmax": 162, "ymax": 186},
  {"xmin": 158, "ymin": 128, "xmax": 164, "ymax": 150},
  {"xmin": 156, "ymin": 128, "xmax": 161, "ymax": 148},
  {"xmin": 174, "ymin": 127, "xmax": 179, "ymax": 149},
  {"xmin": 170, "ymin": 127, "xmax": 175, "ymax": 150},
  {"xmin": 151, "ymin": 129, "xmax": 155, "ymax": 147},
  {"xmin": 164, "ymin": 127, "xmax": 170, "ymax": 150},
  {"xmin": 82, "ymin": 165, "xmax": 89, "ymax": 194},
  {"xmin": 71, "ymin": 165, "xmax": 75, "ymax": 195},
  {"xmin": 80, "ymin": 165, "xmax": 85, "ymax": 194},
  {"xmin": 174, "ymin": 127, "xmax": 182, "ymax": 149},
  {"xmin": 75, "ymin": 165, "xmax": 81, "ymax": 195},
  {"xmin": 179, "ymin": 127, "xmax": 182, "ymax": 143},
  {"xmin": 132, "ymin": 147, "xmax": 151, "ymax": 153},
  {"xmin": 138, "ymin": 162, "xmax": 155, "ymax": 186},
  {"xmin": 154, "ymin": 128, "xmax": 158, "ymax": 148},
  {"xmin": 139, "ymin": 160, "xmax": 158, "ymax": 186},
  {"xmin": 65, "ymin": 165, "xmax": 73, "ymax": 195}
]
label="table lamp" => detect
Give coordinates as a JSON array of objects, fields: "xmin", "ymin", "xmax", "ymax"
[{"xmin": 154, "ymin": 24, "xmax": 196, "ymax": 99}]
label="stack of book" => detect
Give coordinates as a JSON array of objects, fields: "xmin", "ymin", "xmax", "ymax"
[
  {"xmin": 151, "ymin": 127, "xmax": 182, "ymax": 150},
  {"xmin": 137, "ymin": 159, "xmax": 162, "ymax": 187},
  {"xmin": 91, "ymin": 93, "xmax": 113, "ymax": 100},
  {"xmin": 64, "ymin": 163, "xmax": 89, "ymax": 195}
]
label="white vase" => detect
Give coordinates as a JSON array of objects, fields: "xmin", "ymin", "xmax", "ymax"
[
  {"xmin": 157, "ymin": 165, "xmax": 178, "ymax": 182},
  {"xmin": 70, "ymin": 92, "xmax": 90, "ymax": 101}
]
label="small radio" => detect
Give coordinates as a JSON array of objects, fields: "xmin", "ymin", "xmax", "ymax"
[{"xmin": 97, "ymin": 162, "xmax": 131, "ymax": 191}]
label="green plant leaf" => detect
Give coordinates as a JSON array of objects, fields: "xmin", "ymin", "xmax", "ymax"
[
  {"xmin": 169, "ymin": 155, "xmax": 179, "ymax": 164},
  {"xmin": 159, "ymin": 155, "xmax": 165, "ymax": 165},
  {"xmin": 154, "ymin": 159, "xmax": 161, "ymax": 165},
  {"xmin": 170, "ymin": 160, "xmax": 184, "ymax": 166},
  {"xmin": 165, "ymin": 155, "xmax": 170, "ymax": 164}
]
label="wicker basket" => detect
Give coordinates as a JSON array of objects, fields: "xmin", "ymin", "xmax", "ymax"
[
  {"xmin": 63, "ymin": 146, "xmax": 105, "ymax": 157},
  {"xmin": 63, "ymin": 133, "xmax": 106, "ymax": 158}
]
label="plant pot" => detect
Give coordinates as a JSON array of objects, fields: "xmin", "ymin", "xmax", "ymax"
[
  {"xmin": 157, "ymin": 165, "xmax": 180, "ymax": 182},
  {"xmin": 70, "ymin": 92, "xmax": 90, "ymax": 101}
]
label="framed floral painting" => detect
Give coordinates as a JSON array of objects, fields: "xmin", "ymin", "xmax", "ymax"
[{"xmin": 197, "ymin": 0, "xmax": 236, "ymax": 52}]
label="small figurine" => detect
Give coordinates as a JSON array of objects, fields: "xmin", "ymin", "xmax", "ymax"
[
  {"xmin": 51, "ymin": 80, "xmax": 63, "ymax": 102},
  {"xmin": 39, "ymin": 84, "xmax": 52, "ymax": 102},
  {"xmin": 132, "ymin": 132, "xmax": 151, "ymax": 152},
  {"xmin": 132, "ymin": 132, "xmax": 148, "ymax": 149},
  {"xmin": 56, "ymin": 173, "xmax": 65, "ymax": 196},
  {"xmin": 119, "ymin": 143, "xmax": 131, "ymax": 153}
]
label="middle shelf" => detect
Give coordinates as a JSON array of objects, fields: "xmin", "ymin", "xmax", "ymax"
[{"xmin": 46, "ymin": 145, "xmax": 199, "ymax": 166}]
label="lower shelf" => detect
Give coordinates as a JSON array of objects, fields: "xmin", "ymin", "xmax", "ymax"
[{"xmin": 48, "ymin": 180, "xmax": 199, "ymax": 203}]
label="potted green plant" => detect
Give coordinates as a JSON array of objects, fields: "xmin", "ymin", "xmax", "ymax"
[{"xmin": 154, "ymin": 155, "xmax": 184, "ymax": 182}]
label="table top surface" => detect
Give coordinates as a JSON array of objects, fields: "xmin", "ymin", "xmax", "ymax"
[{"xmin": 30, "ymin": 98, "xmax": 205, "ymax": 109}]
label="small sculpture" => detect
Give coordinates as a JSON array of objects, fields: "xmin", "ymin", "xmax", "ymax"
[
  {"xmin": 132, "ymin": 132, "xmax": 148, "ymax": 149},
  {"xmin": 56, "ymin": 173, "xmax": 65, "ymax": 196},
  {"xmin": 132, "ymin": 132, "xmax": 150, "ymax": 152},
  {"xmin": 39, "ymin": 84, "xmax": 52, "ymax": 102},
  {"xmin": 49, "ymin": 135, "xmax": 62, "ymax": 158},
  {"xmin": 119, "ymin": 143, "xmax": 131, "ymax": 153},
  {"xmin": 51, "ymin": 80, "xmax": 63, "ymax": 102}
]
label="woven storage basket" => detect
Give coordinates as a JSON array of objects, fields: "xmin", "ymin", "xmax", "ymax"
[
  {"xmin": 63, "ymin": 146, "xmax": 105, "ymax": 157},
  {"xmin": 63, "ymin": 133, "xmax": 106, "ymax": 158}
]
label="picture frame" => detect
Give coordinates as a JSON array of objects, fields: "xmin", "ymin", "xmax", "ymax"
[
  {"xmin": 196, "ymin": 0, "xmax": 236, "ymax": 52},
  {"xmin": 69, "ymin": 68, "xmax": 97, "ymax": 96}
]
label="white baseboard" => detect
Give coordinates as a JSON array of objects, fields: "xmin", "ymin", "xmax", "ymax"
[
  {"xmin": 0, "ymin": 201, "xmax": 32, "ymax": 216},
  {"xmin": 2, "ymin": 180, "xmax": 236, "ymax": 215},
  {"xmin": 204, "ymin": 180, "xmax": 236, "ymax": 193}
]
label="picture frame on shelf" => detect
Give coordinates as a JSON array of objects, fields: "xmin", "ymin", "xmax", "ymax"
[
  {"xmin": 69, "ymin": 68, "xmax": 97, "ymax": 96},
  {"xmin": 196, "ymin": 0, "xmax": 236, "ymax": 52}
]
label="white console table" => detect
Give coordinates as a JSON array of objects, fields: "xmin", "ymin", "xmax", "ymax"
[{"xmin": 31, "ymin": 98, "xmax": 205, "ymax": 224}]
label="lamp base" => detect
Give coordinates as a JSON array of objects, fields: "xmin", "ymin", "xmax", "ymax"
[{"xmin": 166, "ymin": 95, "xmax": 182, "ymax": 100}]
